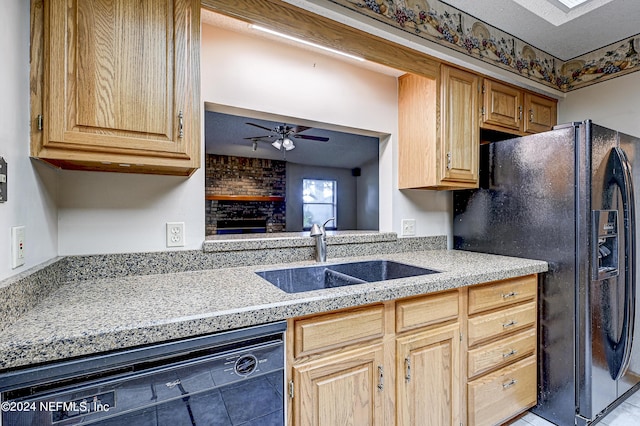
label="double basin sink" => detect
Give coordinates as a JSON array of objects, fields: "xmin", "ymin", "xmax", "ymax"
[{"xmin": 256, "ymin": 260, "xmax": 439, "ymax": 293}]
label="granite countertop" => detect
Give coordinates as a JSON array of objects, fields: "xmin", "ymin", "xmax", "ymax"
[{"xmin": 0, "ymin": 249, "xmax": 547, "ymax": 371}]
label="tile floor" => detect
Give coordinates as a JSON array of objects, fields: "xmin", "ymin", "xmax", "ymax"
[{"xmin": 507, "ymin": 389, "xmax": 640, "ymax": 425}]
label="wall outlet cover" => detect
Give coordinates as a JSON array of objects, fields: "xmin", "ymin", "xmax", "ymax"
[
  {"xmin": 166, "ymin": 222, "xmax": 185, "ymax": 247},
  {"xmin": 11, "ymin": 225, "xmax": 25, "ymax": 268},
  {"xmin": 401, "ymin": 219, "xmax": 416, "ymax": 236}
]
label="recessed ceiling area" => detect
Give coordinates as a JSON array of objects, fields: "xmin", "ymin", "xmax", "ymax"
[
  {"xmin": 443, "ymin": 0, "xmax": 638, "ymax": 59},
  {"xmin": 205, "ymin": 109, "xmax": 380, "ymax": 170}
]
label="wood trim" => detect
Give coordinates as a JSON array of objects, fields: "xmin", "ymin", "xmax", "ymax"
[{"xmin": 205, "ymin": 195, "xmax": 285, "ymax": 202}]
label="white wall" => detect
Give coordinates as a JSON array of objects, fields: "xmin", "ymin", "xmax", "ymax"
[
  {"xmin": 57, "ymin": 171, "xmax": 204, "ymax": 255},
  {"xmin": 201, "ymin": 23, "xmax": 449, "ymax": 237},
  {"xmin": 357, "ymin": 158, "xmax": 379, "ymax": 230},
  {"xmin": 559, "ymin": 72, "xmax": 640, "ymax": 138},
  {"xmin": 0, "ymin": 0, "xmax": 58, "ymax": 280}
]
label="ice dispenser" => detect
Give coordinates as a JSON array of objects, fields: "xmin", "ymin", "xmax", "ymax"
[{"xmin": 592, "ymin": 210, "xmax": 619, "ymax": 280}]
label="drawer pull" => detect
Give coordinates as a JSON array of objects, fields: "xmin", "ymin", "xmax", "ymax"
[
  {"xmin": 502, "ymin": 349, "xmax": 518, "ymax": 358},
  {"xmin": 502, "ymin": 320, "xmax": 518, "ymax": 328},
  {"xmin": 502, "ymin": 378, "xmax": 518, "ymax": 389},
  {"xmin": 502, "ymin": 291, "xmax": 518, "ymax": 299},
  {"xmin": 405, "ymin": 357, "xmax": 411, "ymax": 383}
]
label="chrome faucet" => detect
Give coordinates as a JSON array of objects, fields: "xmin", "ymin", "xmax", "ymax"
[{"xmin": 309, "ymin": 218, "xmax": 335, "ymax": 262}]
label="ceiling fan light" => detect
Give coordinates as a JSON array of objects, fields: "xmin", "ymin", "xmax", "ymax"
[
  {"xmin": 282, "ymin": 137, "xmax": 295, "ymax": 151},
  {"xmin": 272, "ymin": 138, "xmax": 283, "ymax": 150}
]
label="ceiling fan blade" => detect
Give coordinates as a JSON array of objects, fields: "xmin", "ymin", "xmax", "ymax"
[
  {"xmin": 246, "ymin": 122, "xmax": 273, "ymax": 132},
  {"xmin": 243, "ymin": 135, "xmax": 274, "ymax": 140},
  {"xmin": 294, "ymin": 125, "xmax": 312, "ymax": 134},
  {"xmin": 294, "ymin": 134, "xmax": 329, "ymax": 141}
]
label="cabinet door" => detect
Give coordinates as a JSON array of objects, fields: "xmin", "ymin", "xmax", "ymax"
[
  {"xmin": 482, "ymin": 79, "xmax": 522, "ymax": 131},
  {"xmin": 524, "ymin": 92, "xmax": 557, "ymax": 133},
  {"xmin": 397, "ymin": 323, "xmax": 461, "ymax": 426},
  {"xmin": 293, "ymin": 345, "xmax": 385, "ymax": 426},
  {"xmin": 37, "ymin": 0, "xmax": 199, "ymax": 174},
  {"xmin": 441, "ymin": 66, "xmax": 480, "ymax": 186}
]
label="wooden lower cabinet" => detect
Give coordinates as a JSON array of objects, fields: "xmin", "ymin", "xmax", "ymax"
[
  {"xmin": 287, "ymin": 274, "xmax": 538, "ymax": 426},
  {"xmin": 467, "ymin": 356, "xmax": 537, "ymax": 426},
  {"xmin": 466, "ymin": 275, "xmax": 539, "ymax": 426},
  {"xmin": 397, "ymin": 323, "xmax": 460, "ymax": 426},
  {"xmin": 292, "ymin": 344, "xmax": 385, "ymax": 426}
]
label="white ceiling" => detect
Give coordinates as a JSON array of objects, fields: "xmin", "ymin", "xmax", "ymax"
[{"xmin": 444, "ymin": 0, "xmax": 640, "ymax": 60}]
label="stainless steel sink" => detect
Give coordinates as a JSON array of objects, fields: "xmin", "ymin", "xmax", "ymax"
[{"xmin": 256, "ymin": 260, "xmax": 439, "ymax": 293}]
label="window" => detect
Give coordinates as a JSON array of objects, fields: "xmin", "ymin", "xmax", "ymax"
[{"xmin": 303, "ymin": 179, "xmax": 337, "ymax": 229}]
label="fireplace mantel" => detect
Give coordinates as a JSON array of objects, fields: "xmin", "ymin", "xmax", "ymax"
[{"xmin": 206, "ymin": 195, "xmax": 285, "ymax": 202}]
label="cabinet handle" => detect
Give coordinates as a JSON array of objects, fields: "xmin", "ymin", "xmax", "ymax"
[
  {"xmin": 529, "ymin": 109, "xmax": 534, "ymax": 122},
  {"xmin": 447, "ymin": 152, "xmax": 452, "ymax": 170},
  {"xmin": 178, "ymin": 110, "xmax": 184, "ymax": 138},
  {"xmin": 502, "ymin": 378, "xmax": 518, "ymax": 389},
  {"xmin": 502, "ymin": 349, "xmax": 517, "ymax": 358},
  {"xmin": 502, "ymin": 320, "xmax": 518, "ymax": 328},
  {"xmin": 518, "ymin": 105, "xmax": 523, "ymax": 120},
  {"xmin": 405, "ymin": 357, "xmax": 411, "ymax": 383},
  {"xmin": 37, "ymin": 114, "xmax": 43, "ymax": 131},
  {"xmin": 502, "ymin": 291, "xmax": 518, "ymax": 299},
  {"xmin": 377, "ymin": 365, "xmax": 384, "ymax": 391}
]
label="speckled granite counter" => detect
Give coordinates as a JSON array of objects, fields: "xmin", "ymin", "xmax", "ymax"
[{"xmin": 0, "ymin": 249, "xmax": 546, "ymax": 371}]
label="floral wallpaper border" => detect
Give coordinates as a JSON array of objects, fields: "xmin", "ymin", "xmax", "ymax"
[{"xmin": 327, "ymin": 0, "xmax": 640, "ymax": 92}]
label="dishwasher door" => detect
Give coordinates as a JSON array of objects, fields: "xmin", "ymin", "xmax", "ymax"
[{"xmin": 1, "ymin": 322, "xmax": 285, "ymax": 426}]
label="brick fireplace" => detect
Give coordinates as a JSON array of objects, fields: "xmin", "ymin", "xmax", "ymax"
[{"xmin": 205, "ymin": 154, "xmax": 286, "ymax": 235}]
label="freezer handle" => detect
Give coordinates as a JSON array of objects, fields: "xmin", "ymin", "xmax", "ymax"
[{"xmin": 612, "ymin": 147, "xmax": 636, "ymax": 380}]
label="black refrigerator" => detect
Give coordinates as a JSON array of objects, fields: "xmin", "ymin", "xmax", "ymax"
[{"xmin": 453, "ymin": 120, "xmax": 640, "ymax": 425}]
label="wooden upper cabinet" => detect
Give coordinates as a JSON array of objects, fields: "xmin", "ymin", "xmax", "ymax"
[
  {"xmin": 524, "ymin": 92, "xmax": 558, "ymax": 134},
  {"xmin": 481, "ymin": 78, "xmax": 557, "ymax": 136},
  {"xmin": 482, "ymin": 79, "xmax": 522, "ymax": 131},
  {"xmin": 441, "ymin": 66, "xmax": 480, "ymax": 187},
  {"xmin": 398, "ymin": 64, "xmax": 479, "ymax": 190},
  {"xmin": 31, "ymin": 0, "xmax": 200, "ymax": 175}
]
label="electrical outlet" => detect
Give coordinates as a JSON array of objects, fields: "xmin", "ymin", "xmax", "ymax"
[
  {"xmin": 401, "ymin": 219, "xmax": 416, "ymax": 236},
  {"xmin": 166, "ymin": 222, "xmax": 185, "ymax": 247},
  {"xmin": 11, "ymin": 226, "xmax": 25, "ymax": 268}
]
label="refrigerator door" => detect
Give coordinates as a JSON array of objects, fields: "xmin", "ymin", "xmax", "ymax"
[
  {"xmin": 617, "ymin": 131, "xmax": 640, "ymax": 397},
  {"xmin": 454, "ymin": 125, "xmax": 579, "ymax": 426},
  {"xmin": 580, "ymin": 123, "xmax": 638, "ymax": 422}
]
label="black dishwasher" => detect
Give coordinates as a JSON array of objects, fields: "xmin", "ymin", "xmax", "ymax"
[{"xmin": 0, "ymin": 321, "xmax": 285, "ymax": 426}]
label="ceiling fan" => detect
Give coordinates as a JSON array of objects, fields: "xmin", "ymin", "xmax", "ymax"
[{"xmin": 244, "ymin": 122, "xmax": 329, "ymax": 151}]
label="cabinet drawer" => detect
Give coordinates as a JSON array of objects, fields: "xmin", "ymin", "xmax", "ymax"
[
  {"xmin": 468, "ymin": 301, "xmax": 536, "ymax": 347},
  {"xmin": 293, "ymin": 305, "xmax": 385, "ymax": 357},
  {"xmin": 468, "ymin": 355, "xmax": 536, "ymax": 426},
  {"xmin": 468, "ymin": 328, "xmax": 536, "ymax": 377},
  {"xmin": 468, "ymin": 275, "xmax": 537, "ymax": 314},
  {"xmin": 396, "ymin": 290, "xmax": 458, "ymax": 333}
]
